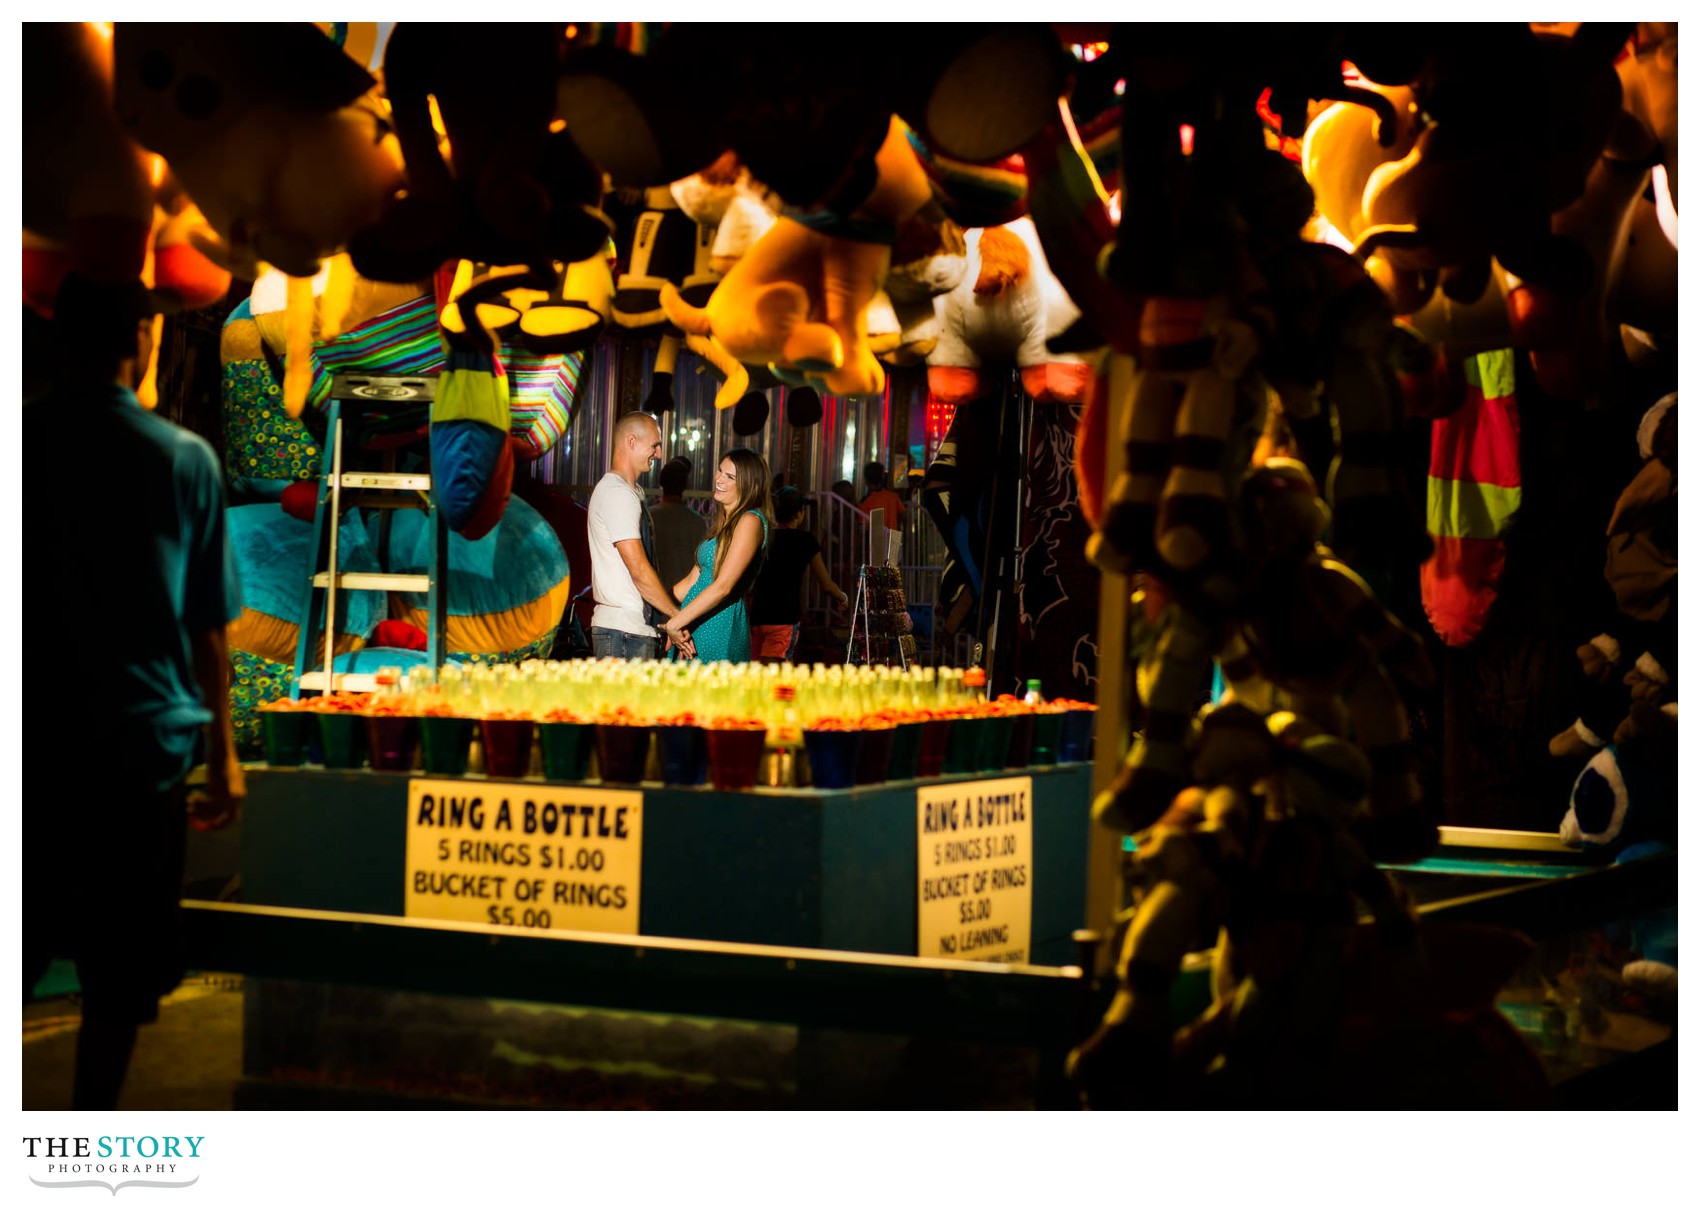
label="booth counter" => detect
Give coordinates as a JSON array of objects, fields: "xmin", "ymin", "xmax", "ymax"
[{"xmin": 238, "ymin": 762, "xmax": 1095, "ymax": 966}]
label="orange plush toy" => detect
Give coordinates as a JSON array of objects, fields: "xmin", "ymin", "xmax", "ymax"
[
  {"xmin": 659, "ymin": 117, "xmax": 935, "ymax": 400},
  {"xmin": 1303, "ymin": 25, "xmax": 1635, "ymax": 400}
]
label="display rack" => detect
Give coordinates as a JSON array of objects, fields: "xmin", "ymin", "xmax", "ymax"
[{"xmin": 846, "ymin": 562, "xmax": 916, "ymax": 669}]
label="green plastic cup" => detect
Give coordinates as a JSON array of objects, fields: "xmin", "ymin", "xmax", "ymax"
[
  {"xmin": 944, "ymin": 717, "xmax": 987, "ymax": 775},
  {"xmin": 1029, "ymin": 712, "xmax": 1065, "ymax": 765},
  {"xmin": 981, "ymin": 714, "xmax": 1017, "ymax": 773},
  {"xmin": 317, "ymin": 712, "xmax": 366, "ymax": 769},
  {"xmin": 539, "ymin": 721, "xmax": 597, "ymax": 781},
  {"xmin": 261, "ymin": 711, "xmax": 312, "ymax": 767},
  {"xmin": 888, "ymin": 721, "xmax": 923, "ymax": 781},
  {"xmin": 419, "ymin": 716, "xmax": 475, "ymax": 776}
]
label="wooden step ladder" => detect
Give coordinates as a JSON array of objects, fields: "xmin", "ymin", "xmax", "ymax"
[{"xmin": 291, "ymin": 374, "xmax": 446, "ymax": 697}]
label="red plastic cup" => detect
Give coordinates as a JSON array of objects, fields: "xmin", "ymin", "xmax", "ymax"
[
  {"xmin": 481, "ymin": 718, "xmax": 535, "ymax": 779},
  {"xmin": 596, "ymin": 723, "xmax": 652, "ymax": 784},
  {"xmin": 706, "ymin": 727, "xmax": 767, "ymax": 790},
  {"xmin": 916, "ymin": 718, "xmax": 952, "ymax": 778},
  {"xmin": 365, "ymin": 715, "xmax": 419, "ymax": 772},
  {"xmin": 854, "ymin": 727, "xmax": 896, "ymax": 786}
]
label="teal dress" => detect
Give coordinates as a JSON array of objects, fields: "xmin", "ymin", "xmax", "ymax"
[{"xmin": 678, "ymin": 512, "xmax": 768, "ymax": 662}]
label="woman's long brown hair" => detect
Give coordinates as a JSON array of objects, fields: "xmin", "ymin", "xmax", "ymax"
[{"xmin": 706, "ymin": 447, "xmax": 771, "ymax": 579}]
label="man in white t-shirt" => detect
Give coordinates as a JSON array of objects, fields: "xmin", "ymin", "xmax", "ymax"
[{"xmin": 587, "ymin": 411, "xmax": 692, "ymax": 659}]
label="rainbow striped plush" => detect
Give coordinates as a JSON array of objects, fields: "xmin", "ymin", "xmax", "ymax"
[
  {"xmin": 1421, "ymin": 348, "xmax": 1521, "ymax": 646},
  {"xmin": 303, "ymin": 292, "xmax": 587, "ymax": 460}
]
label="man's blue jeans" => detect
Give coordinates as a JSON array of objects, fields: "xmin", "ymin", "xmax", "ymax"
[{"xmin": 590, "ymin": 627, "xmax": 661, "ymax": 661}]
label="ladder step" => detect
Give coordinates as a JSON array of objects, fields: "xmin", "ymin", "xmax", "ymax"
[
  {"xmin": 311, "ymin": 572, "xmax": 431, "ymax": 592},
  {"xmin": 342, "ymin": 492, "xmax": 430, "ymax": 511},
  {"xmin": 297, "ymin": 672, "xmax": 378, "ymax": 693},
  {"xmin": 336, "ymin": 472, "xmax": 432, "ymax": 491}
]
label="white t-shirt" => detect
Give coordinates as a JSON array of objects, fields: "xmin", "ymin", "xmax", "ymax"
[{"xmin": 587, "ymin": 471, "xmax": 655, "ymax": 637}]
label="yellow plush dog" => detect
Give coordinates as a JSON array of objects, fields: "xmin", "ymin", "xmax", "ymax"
[{"xmin": 659, "ymin": 117, "xmax": 933, "ymax": 402}]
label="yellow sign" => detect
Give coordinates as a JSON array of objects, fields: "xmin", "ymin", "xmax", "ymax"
[
  {"xmin": 916, "ymin": 776, "xmax": 1033, "ymax": 964},
  {"xmin": 405, "ymin": 779, "xmax": 642, "ymax": 936}
]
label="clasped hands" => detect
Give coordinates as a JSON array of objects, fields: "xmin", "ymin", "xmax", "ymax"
[{"xmin": 663, "ymin": 621, "xmax": 697, "ymax": 660}]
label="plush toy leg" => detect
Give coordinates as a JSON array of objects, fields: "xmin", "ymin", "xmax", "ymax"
[
  {"xmin": 1216, "ymin": 630, "xmax": 1276, "ymax": 716},
  {"xmin": 817, "ymin": 237, "xmax": 889, "ymax": 397},
  {"xmin": 1095, "ymin": 599, "xmax": 1218, "ymax": 835},
  {"xmin": 364, "ymin": 32, "xmax": 462, "ymax": 267},
  {"xmin": 1325, "ymin": 284, "xmax": 1424, "ymax": 571},
  {"xmin": 646, "ymin": 333, "xmax": 680, "ymax": 414},
  {"xmin": 1339, "ymin": 669, "xmax": 1425, "ymax": 833},
  {"xmin": 133, "ymin": 315, "xmax": 164, "ymax": 410},
  {"xmin": 1156, "ymin": 363, "xmax": 1238, "ymax": 574},
  {"xmin": 517, "ymin": 253, "xmax": 613, "ymax": 356},
  {"xmin": 314, "ymin": 255, "xmax": 356, "ymax": 343},
  {"xmin": 282, "ymin": 274, "xmax": 317, "ymax": 419},
  {"xmin": 683, "ymin": 333, "xmax": 750, "ymax": 411},
  {"xmin": 151, "ymin": 202, "xmax": 232, "ymax": 312},
  {"xmin": 1090, "ymin": 365, "xmax": 1176, "ymax": 574},
  {"xmin": 661, "ymin": 272, "xmax": 833, "ymax": 376},
  {"xmin": 1072, "ymin": 355, "xmax": 1114, "ymax": 529},
  {"xmin": 440, "ymin": 261, "xmax": 540, "ymax": 354},
  {"xmin": 1509, "ymin": 155, "xmax": 1646, "ymax": 401}
]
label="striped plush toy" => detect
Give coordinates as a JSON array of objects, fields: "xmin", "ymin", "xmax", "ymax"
[
  {"xmin": 219, "ymin": 261, "xmax": 591, "ymax": 530},
  {"xmin": 1419, "ymin": 348, "xmax": 1521, "ymax": 648}
]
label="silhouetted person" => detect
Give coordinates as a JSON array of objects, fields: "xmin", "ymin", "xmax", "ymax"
[
  {"xmin": 650, "ymin": 455, "xmax": 707, "ymax": 592},
  {"xmin": 750, "ymin": 487, "xmax": 850, "ymax": 660},
  {"xmin": 860, "ymin": 461, "xmax": 905, "ymax": 532},
  {"xmin": 24, "ymin": 274, "xmax": 244, "ymax": 1109}
]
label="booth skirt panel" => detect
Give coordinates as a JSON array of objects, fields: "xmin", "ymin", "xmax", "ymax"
[{"xmin": 240, "ymin": 765, "xmax": 1093, "ymax": 965}]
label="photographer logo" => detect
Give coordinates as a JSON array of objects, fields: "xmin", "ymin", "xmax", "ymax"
[{"xmin": 23, "ymin": 1136, "xmax": 202, "ymax": 1195}]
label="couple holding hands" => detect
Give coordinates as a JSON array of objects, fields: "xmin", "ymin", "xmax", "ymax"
[{"xmin": 589, "ymin": 411, "xmax": 823, "ymax": 664}]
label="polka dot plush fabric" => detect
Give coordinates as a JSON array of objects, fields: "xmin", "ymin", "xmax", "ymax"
[{"xmin": 220, "ymin": 358, "xmax": 322, "ymax": 486}]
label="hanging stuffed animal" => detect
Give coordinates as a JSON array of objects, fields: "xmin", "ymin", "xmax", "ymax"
[
  {"xmin": 219, "ymin": 260, "xmax": 429, "ymax": 504},
  {"xmin": 559, "ymin": 25, "xmax": 1068, "ymax": 201},
  {"xmin": 866, "ymin": 204, "xmax": 968, "ymax": 367},
  {"xmin": 1096, "ymin": 460, "xmax": 1436, "ymax": 858},
  {"xmin": 919, "ymin": 216, "xmax": 1088, "ymax": 634},
  {"xmin": 437, "ymin": 250, "xmax": 614, "ymax": 361},
  {"xmin": 1304, "ymin": 25, "xmax": 1635, "ymax": 401},
  {"xmin": 1070, "ymin": 703, "xmax": 1425, "ymax": 1109},
  {"xmin": 611, "ymin": 156, "xmax": 751, "ymax": 413},
  {"xmin": 660, "ymin": 116, "xmax": 937, "ymax": 399},
  {"xmin": 347, "ymin": 22, "xmax": 611, "ymax": 285},
  {"xmin": 222, "ymin": 258, "xmax": 588, "ymax": 538},
  {"xmin": 1550, "ymin": 394, "xmax": 1677, "ymax": 758},
  {"xmin": 1214, "ymin": 460, "xmax": 1436, "ymax": 853},
  {"xmin": 23, "ymin": 20, "xmax": 233, "ymax": 370},
  {"xmin": 110, "ymin": 22, "xmax": 407, "ymax": 279}
]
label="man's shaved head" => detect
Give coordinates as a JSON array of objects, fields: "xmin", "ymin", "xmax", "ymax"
[
  {"xmin": 615, "ymin": 411, "xmax": 661, "ymax": 444},
  {"xmin": 610, "ymin": 411, "xmax": 664, "ymax": 483}
]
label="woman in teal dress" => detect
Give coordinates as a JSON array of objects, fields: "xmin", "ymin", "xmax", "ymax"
[{"xmin": 663, "ymin": 447, "xmax": 771, "ymax": 662}]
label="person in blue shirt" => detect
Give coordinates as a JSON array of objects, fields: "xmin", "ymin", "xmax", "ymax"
[{"xmin": 23, "ymin": 274, "xmax": 244, "ymax": 1109}]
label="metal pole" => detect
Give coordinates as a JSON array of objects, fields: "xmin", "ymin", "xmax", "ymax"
[{"xmin": 323, "ymin": 410, "xmax": 343, "ymax": 692}]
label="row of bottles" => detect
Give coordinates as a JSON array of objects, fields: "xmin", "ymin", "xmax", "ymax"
[{"xmin": 333, "ymin": 659, "xmax": 1054, "ymax": 731}]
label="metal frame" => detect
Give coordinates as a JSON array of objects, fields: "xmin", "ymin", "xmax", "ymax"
[{"xmin": 182, "ymin": 899, "xmax": 1085, "ymax": 1044}]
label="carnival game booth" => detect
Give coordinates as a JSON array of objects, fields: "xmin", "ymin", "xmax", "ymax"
[{"xmin": 26, "ymin": 19, "xmax": 1677, "ymax": 1108}]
